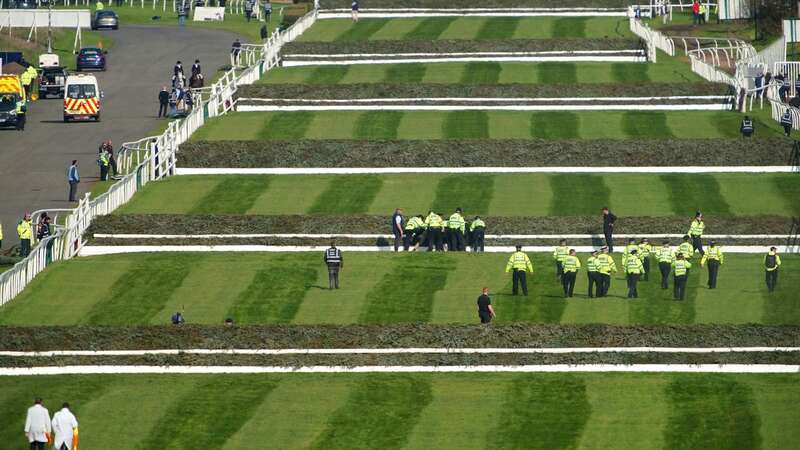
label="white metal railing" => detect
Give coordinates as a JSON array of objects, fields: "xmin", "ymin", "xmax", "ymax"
[
  {"xmin": 767, "ymin": 83, "xmax": 800, "ymax": 131},
  {"xmin": 629, "ymin": 14, "xmax": 675, "ymax": 61},
  {"xmin": 0, "ymin": 6, "xmax": 319, "ymax": 308}
]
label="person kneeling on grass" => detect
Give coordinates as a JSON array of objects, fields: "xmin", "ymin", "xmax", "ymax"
[{"xmin": 477, "ymin": 287, "xmax": 495, "ymax": 324}]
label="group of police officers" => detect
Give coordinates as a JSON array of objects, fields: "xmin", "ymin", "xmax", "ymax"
[{"xmin": 391, "ymin": 208, "xmax": 486, "ymax": 253}]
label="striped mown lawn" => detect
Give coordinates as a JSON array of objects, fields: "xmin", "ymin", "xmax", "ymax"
[
  {"xmin": 116, "ymin": 174, "xmax": 800, "ymax": 217},
  {"xmin": 1, "ymin": 253, "xmax": 797, "ymax": 326},
  {"xmin": 297, "ymin": 17, "xmax": 632, "ymax": 42},
  {"xmin": 192, "ymin": 110, "xmax": 781, "ymax": 140},
  {"xmin": 0, "ymin": 373, "xmax": 798, "ymax": 450},
  {"xmin": 259, "ymin": 59, "xmax": 699, "ymax": 84}
]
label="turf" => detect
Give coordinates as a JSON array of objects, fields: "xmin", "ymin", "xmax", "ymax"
[
  {"xmin": 354, "ymin": 111, "xmax": 404, "ymax": 139},
  {"xmin": 0, "ymin": 374, "xmax": 797, "ymax": 450},
  {"xmin": 115, "ymin": 174, "xmax": 800, "ymax": 218},
  {"xmin": 2, "ymin": 253, "xmax": 797, "ymax": 326},
  {"xmin": 192, "ymin": 110, "xmax": 783, "ymax": 141}
]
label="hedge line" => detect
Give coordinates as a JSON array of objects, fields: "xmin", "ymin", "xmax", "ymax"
[
  {"xmin": 238, "ymin": 83, "xmax": 730, "ymax": 100},
  {"xmin": 2, "ymin": 324, "xmax": 798, "ymax": 351},
  {"xmin": 90, "ymin": 215, "xmax": 792, "ymax": 236},
  {"xmin": 319, "ymin": 0, "xmax": 631, "ymax": 8},
  {"xmin": 283, "ymin": 38, "xmax": 641, "ymax": 54},
  {"xmin": 178, "ymin": 138, "xmax": 793, "ymax": 168}
]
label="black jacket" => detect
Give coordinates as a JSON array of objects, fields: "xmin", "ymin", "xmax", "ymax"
[
  {"xmin": 603, "ymin": 212, "xmax": 617, "ymax": 231},
  {"xmin": 159, "ymin": 90, "xmax": 170, "ymax": 104}
]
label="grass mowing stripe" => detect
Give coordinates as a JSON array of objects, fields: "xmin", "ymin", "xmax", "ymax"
[
  {"xmin": 406, "ymin": 17, "xmax": 457, "ymax": 40},
  {"xmin": 622, "ymin": 111, "xmax": 675, "ymax": 138},
  {"xmin": 354, "ymin": 111, "xmax": 403, "ymax": 139},
  {"xmin": 335, "ymin": 18, "xmax": 390, "ymax": 41},
  {"xmin": 627, "ymin": 258, "xmax": 697, "ymax": 324},
  {"xmin": 489, "ymin": 376, "xmax": 590, "ymax": 449},
  {"xmin": 361, "ymin": 255, "xmax": 454, "ymax": 323},
  {"xmin": 306, "ymin": 66, "xmax": 350, "ymax": 84},
  {"xmin": 82, "ymin": 254, "xmax": 194, "ymax": 325},
  {"xmin": 431, "ymin": 174, "xmax": 495, "ymax": 215},
  {"xmin": 258, "ymin": 111, "xmax": 314, "ymax": 140},
  {"xmin": 552, "ymin": 17, "xmax": 588, "ymax": 38},
  {"xmin": 189, "ymin": 176, "xmax": 271, "ymax": 215},
  {"xmin": 772, "ymin": 175, "xmax": 800, "ymax": 216},
  {"xmin": 537, "ymin": 62, "xmax": 577, "ymax": 83},
  {"xmin": 476, "ymin": 17, "xmax": 521, "ymax": 39},
  {"xmin": 659, "ymin": 174, "xmax": 732, "ymax": 216},
  {"xmin": 385, "ymin": 63, "xmax": 426, "ymax": 82},
  {"xmin": 309, "ymin": 175, "xmax": 383, "ymax": 214},
  {"xmin": 548, "ymin": 174, "xmax": 610, "ymax": 216},
  {"xmin": 761, "ymin": 256, "xmax": 800, "ymax": 324},
  {"xmin": 227, "ymin": 255, "xmax": 318, "ymax": 324},
  {"xmin": 460, "ymin": 62, "xmax": 502, "ymax": 84},
  {"xmin": 530, "ymin": 111, "xmax": 579, "ymax": 139},
  {"xmin": 664, "ymin": 375, "xmax": 762, "ymax": 450},
  {"xmin": 611, "ymin": 62, "xmax": 649, "ymax": 82},
  {"xmin": 140, "ymin": 376, "xmax": 280, "ymax": 450},
  {"xmin": 310, "ymin": 375, "xmax": 433, "ymax": 450},
  {"xmin": 443, "ymin": 111, "xmax": 489, "ymax": 138}
]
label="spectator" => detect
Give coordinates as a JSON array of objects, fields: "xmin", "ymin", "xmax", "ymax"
[
  {"xmin": 263, "ymin": 1, "xmax": 272, "ymax": 24},
  {"xmin": 351, "ymin": 0, "xmax": 359, "ymax": 21},
  {"xmin": 158, "ymin": 86, "xmax": 169, "ymax": 118},
  {"xmin": 24, "ymin": 398, "xmax": 51, "ymax": 450},
  {"xmin": 68, "ymin": 160, "xmax": 80, "ymax": 202},
  {"xmin": 231, "ymin": 39, "xmax": 242, "ymax": 66},
  {"xmin": 0, "ymin": 222, "xmax": 3, "ymax": 249},
  {"xmin": 51, "ymin": 402, "xmax": 79, "ymax": 450},
  {"xmin": 177, "ymin": 0, "xmax": 188, "ymax": 27},
  {"xmin": 245, "ymin": 0, "xmax": 254, "ymax": 22},
  {"xmin": 171, "ymin": 311, "xmax": 185, "ymax": 325},
  {"xmin": 754, "ymin": 68, "xmax": 763, "ymax": 95},
  {"xmin": 17, "ymin": 213, "xmax": 32, "ymax": 257},
  {"xmin": 691, "ymin": 0, "xmax": 700, "ymax": 25},
  {"xmin": 764, "ymin": 70, "xmax": 772, "ymax": 96},
  {"xmin": 477, "ymin": 287, "xmax": 495, "ymax": 324},
  {"xmin": 37, "ymin": 214, "xmax": 51, "ymax": 241}
]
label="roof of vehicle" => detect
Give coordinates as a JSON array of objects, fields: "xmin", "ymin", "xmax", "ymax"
[
  {"xmin": 66, "ymin": 74, "xmax": 99, "ymax": 84},
  {"xmin": 79, "ymin": 48, "xmax": 103, "ymax": 53},
  {"xmin": 41, "ymin": 66, "xmax": 68, "ymax": 72},
  {"xmin": 96, "ymin": 10, "xmax": 118, "ymax": 16}
]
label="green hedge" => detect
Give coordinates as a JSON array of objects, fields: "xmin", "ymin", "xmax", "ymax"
[
  {"xmin": 178, "ymin": 138, "xmax": 793, "ymax": 168},
  {"xmin": 283, "ymin": 38, "xmax": 641, "ymax": 54},
  {"xmin": 319, "ymin": 0, "xmax": 631, "ymax": 8},
  {"xmin": 90, "ymin": 214, "xmax": 793, "ymax": 235},
  {"xmin": 238, "ymin": 83, "xmax": 730, "ymax": 100}
]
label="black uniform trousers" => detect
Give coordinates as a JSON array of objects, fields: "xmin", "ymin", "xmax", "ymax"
[
  {"xmin": 393, "ymin": 230, "xmax": 402, "ymax": 252},
  {"xmin": 599, "ymin": 273, "xmax": 611, "ymax": 297},
  {"xmin": 427, "ymin": 227, "xmax": 443, "ymax": 251},
  {"xmin": 449, "ymin": 229, "xmax": 464, "ymax": 251},
  {"xmin": 403, "ymin": 230, "xmax": 417, "ymax": 250},
  {"xmin": 327, "ymin": 263, "xmax": 341, "ymax": 289},
  {"xmin": 555, "ymin": 261, "xmax": 564, "ymax": 281},
  {"xmin": 16, "ymin": 114, "xmax": 25, "ymax": 130},
  {"xmin": 587, "ymin": 271, "xmax": 599, "ymax": 298},
  {"xmin": 706, "ymin": 260, "xmax": 720, "ymax": 289},
  {"xmin": 562, "ymin": 271, "xmax": 577, "ymax": 297},
  {"xmin": 691, "ymin": 235, "xmax": 704, "ymax": 256},
  {"xmin": 674, "ymin": 274, "xmax": 687, "ymax": 300},
  {"xmin": 20, "ymin": 239, "xmax": 31, "ymax": 257},
  {"xmin": 626, "ymin": 273, "xmax": 639, "ymax": 298},
  {"xmin": 158, "ymin": 102, "xmax": 168, "ymax": 117},
  {"xmin": 784, "ymin": 124, "xmax": 792, "ymax": 137},
  {"xmin": 641, "ymin": 257, "xmax": 650, "ymax": 281},
  {"xmin": 659, "ymin": 261, "xmax": 671, "ymax": 289},
  {"xmin": 604, "ymin": 227, "xmax": 613, "ymax": 252},
  {"xmin": 766, "ymin": 270, "xmax": 779, "ymax": 292},
  {"xmin": 471, "ymin": 229, "xmax": 485, "ymax": 252},
  {"xmin": 511, "ymin": 269, "xmax": 528, "ymax": 296}
]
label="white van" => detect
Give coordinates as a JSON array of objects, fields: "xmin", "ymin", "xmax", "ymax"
[{"xmin": 63, "ymin": 74, "xmax": 102, "ymax": 122}]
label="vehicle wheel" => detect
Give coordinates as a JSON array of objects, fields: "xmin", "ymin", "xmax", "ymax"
[
  {"xmin": 113, "ymin": 26, "xmax": 118, "ymax": 30},
  {"xmin": 95, "ymin": 115, "xmax": 101, "ymax": 122},
  {"xmin": 39, "ymin": 92, "xmax": 46, "ymax": 99},
  {"xmin": 63, "ymin": 115, "xmax": 70, "ymax": 123}
]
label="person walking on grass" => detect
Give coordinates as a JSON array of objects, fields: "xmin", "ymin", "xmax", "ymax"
[
  {"xmin": 51, "ymin": 402, "xmax": 79, "ymax": 450},
  {"xmin": 740, "ymin": 115, "xmax": 754, "ymax": 137},
  {"xmin": 688, "ymin": 212, "xmax": 705, "ymax": 257},
  {"xmin": 552, "ymin": 239, "xmax": 568, "ymax": 282},
  {"xmin": 672, "ymin": 253, "xmax": 692, "ymax": 300},
  {"xmin": 67, "ymin": 160, "xmax": 80, "ymax": 202},
  {"xmin": 602, "ymin": 207, "xmax": 616, "ymax": 252},
  {"xmin": 351, "ymin": 0, "xmax": 359, "ymax": 21},
  {"xmin": 638, "ymin": 238, "xmax": 652, "ymax": 281},
  {"xmin": 24, "ymin": 398, "xmax": 51, "ymax": 450},
  {"xmin": 764, "ymin": 247, "xmax": 782, "ymax": 293},
  {"xmin": 561, "ymin": 249, "xmax": 581, "ymax": 298},
  {"xmin": 700, "ymin": 241, "xmax": 724, "ymax": 289},
  {"xmin": 586, "ymin": 250, "xmax": 600, "ymax": 298},
  {"xmin": 625, "ymin": 249, "xmax": 644, "ymax": 299},
  {"xmin": 477, "ymin": 287, "xmax": 495, "ymax": 324},
  {"xmin": 596, "ymin": 246, "xmax": 617, "ymax": 297},
  {"xmin": 781, "ymin": 109, "xmax": 793, "ymax": 137},
  {"xmin": 324, "ymin": 241, "xmax": 343, "ymax": 290},
  {"xmin": 654, "ymin": 240, "xmax": 675, "ymax": 289},
  {"xmin": 505, "ymin": 245, "xmax": 533, "ymax": 296}
]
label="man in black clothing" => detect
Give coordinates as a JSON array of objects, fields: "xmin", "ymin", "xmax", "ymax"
[
  {"xmin": 391, "ymin": 208, "xmax": 404, "ymax": 252},
  {"xmin": 158, "ymin": 86, "xmax": 170, "ymax": 118},
  {"xmin": 324, "ymin": 241, "xmax": 343, "ymax": 289},
  {"xmin": 740, "ymin": 115, "xmax": 754, "ymax": 137},
  {"xmin": 602, "ymin": 207, "xmax": 616, "ymax": 252},
  {"xmin": 477, "ymin": 287, "xmax": 495, "ymax": 324}
]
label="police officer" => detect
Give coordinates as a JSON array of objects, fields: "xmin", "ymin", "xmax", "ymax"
[
  {"xmin": 505, "ymin": 245, "xmax": 533, "ymax": 296},
  {"xmin": 552, "ymin": 239, "xmax": 568, "ymax": 282},
  {"xmin": 638, "ymin": 238, "xmax": 652, "ymax": 281},
  {"xmin": 654, "ymin": 240, "xmax": 675, "ymax": 289},
  {"xmin": 740, "ymin": 115, "xmax": 754, "ymax": 137},
  {"xmin": 403, "ymin": 214, "xmax": 424, "ymax": 251},
  {"xmin": 596, "ymin": 246, "xmax": 617, "ymax": 297},
  {"xmin": 15, "ymin": 94, "xmax": 26, "ymax": 131},
  {"xmin": 391, "ymin": 208, "xmax": 404, "ymax": 252},
  {"xmin": 323, "ymin": 241, "xmax": 343, "ymax": 290},
  {"xmin": 562, "ymin": 249, "xmax": 581, "ymax": 298},
  {"xmin": 700, "ymin": 241, "xmax": 724, "ymax": 289},
  {"xmin": 447, "ymin": 208, "xmax": 465, "ymax": 251},
  {"xmin": 586, "ymin": 250, "xmax": 600, "ymax": 298},
  {"xmin": 764, "ymin": 247, "xmax": 782, "ymax": 293},
  {"xmin": 17, "ymin": 213, "xmax": 32, "ymax": 257},
  {"xmin": 424, "ymin": 210, "xmax": 444, "ymax": 251},
  {"xmin": 477, "ymin": 287, "xmax": 495, "ymax": 324},
  {"xmin": 672, "ymin": 253, "xmax": 692, "ymax": 300},
  {"xmin": 678, "ymin": 235, "xmax": 694, "ymax": 262},
  {"xmin": 470, "ymin": 216, "xmax": 485, "ymax": 252},
  {"xmin": 621, "ymin": 238, "xmax": 637, "ymax": 268},
  {"xmin": 602, "ymin": 207, "xmax": 617, "ymax": 252},
  {"xmin": 781, "ymin": 109, "xmax": 793, "ymax": 137},
  {"xmin": 688, "ymin": 212, "xmax": 705, "ymax": 256},
  {"xmin": 625, "ymin": 249, "xmax": 644, "ymax": 298}
]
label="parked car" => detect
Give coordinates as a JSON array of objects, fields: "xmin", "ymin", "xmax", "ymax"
[
  {"xmin": 38, "ymin": 66, "xmax": 69, "ymax": 99},
  {"xmin": 10, "ymin": 0, "xmax": 37, "ymax": 9},
  {"xmin": 91, "ymin": 10, "xmax": 119, "ymax": 30},
  {"xmin": 76, "ymin": 47, "xmax": 107, "ymax": 72}
]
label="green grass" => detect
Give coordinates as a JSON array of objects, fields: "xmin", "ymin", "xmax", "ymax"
[
  {"xmin": 115, "ymin": 173, "xmax": 800, "ymax": 218},
  {"xmin": 0, "ymin": 28, "xmax": 113, "ymax": 72},
  {"xmin": 2, "ymin": 253, "xmax": 798, "ymax": 326},
  {"xmin": 0, "ymin": 373, "xmax": 797, "ymax": 450},
  {"xmin": 298, "ymin": 17, "xmax": 632, "ymax": 42},
  {"xmin": 191, "ymin": 110, "xmax": 783, "ymax": 141},
  {"xmin": 354, "ymin": 111, "xmax": 403, "ymax": 138}
]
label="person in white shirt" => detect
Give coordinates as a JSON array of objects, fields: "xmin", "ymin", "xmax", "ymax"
[
  {"xmin": 52, "ymin": 403, "xmax": 79, "ymax": 450},
  {"xmin": 24, "ymin": 398, "xmax": 51, "ymax": 450}
]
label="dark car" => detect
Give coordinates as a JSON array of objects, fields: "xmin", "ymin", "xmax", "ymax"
[
  {"xmin": 38, "ymin": 66, "xmax": 69, "ymax": 99},
  {"xmin": 0, "ymin": 93, "xmax": 23, "ymax": 128},
  {"xmin": 10, "ymin": 0, "xmax": 37, "ymax": 9},
  {"xmin": 76, "ymin": 48, "xmax": 107, "ymax": 72},
  {"xmin": 91, "ymin": 10, "xmax": 119, "ymax": 30}
]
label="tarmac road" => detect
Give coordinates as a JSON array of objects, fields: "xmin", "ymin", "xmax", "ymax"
[{"xmin": 0, "ymin": 25, "xmax": 238, "ymax": 243}]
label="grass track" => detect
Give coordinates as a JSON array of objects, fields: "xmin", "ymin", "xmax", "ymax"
[
  {"xmin": 116, "ymin": 174, "xmax": 800, "ymax": 218},
  {"xmin": 0, "ymin": 374, "xmax": 797, "ymax": 450},
  {"xmin": 2, "ymin": 253, "xmax": 797, "ymax": 326}
]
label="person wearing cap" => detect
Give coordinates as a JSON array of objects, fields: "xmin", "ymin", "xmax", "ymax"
[
  {"xmin": 17, "ymin": 213, "xmax": 33, "ymax": 257},
  {"xmin": 678, "ymin": 235, "xmax": 694, "ymax": 261},
  {"xmin": 688, "ymin": 212, "xmax": 706, "ymax": 257},
  {"xmin": 672, "ymin": 253, "xmax": 692, "ymax": 300},
  {"xmin": 403, "ymin": 214, "xmax": 425, "ymax": 251},
  {"xmin": 596, "ymin": 246, "xmax": 617, "ymax": 297},
  {"xmin": 654, "ymin": 240, "xmax": 675, "ymax": 289},
  {"xmin": 469, "ymin": 216, "xmax": 486, "ymax": 252},
  {"xmin": 552, "ymin": 239, "xmax": 569, "ymax": 282},
  {"xmin": 624, "ymin": 249, "xmax": 644, "ymax": 298},
  {"xmin": 700, "ymin": 241, "xmax": 724, "ymax": 289},
  {"xmin": 505, "ymin": 245, "xmax": 533, "ymax": 296},
  {"xmin": 621, "ymin": 238, "xmax": 638, "ymax": 268},
  {"xmin": 323, "ymin": 241, "xmax": 343, "ymax": 289},
  {"xmin": 561, "ymin": 249, "xmax": 581, "ymax": 298},
  {"xmin": 638, "ymin": 238, "xmax": 652, "ymax": 281},
  {"xmin": 447, "ymin": 208, "xmax": 466, "ymax": 251},
  {"xmin": 586, "ymin": 250, "xmax": 600, "ymax": 298},
  {"xmin": 424, "ymin": 210, "xmax": 445, "ymax": 251}
]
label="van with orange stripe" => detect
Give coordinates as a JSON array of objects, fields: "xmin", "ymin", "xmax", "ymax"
[{"xmin": 63, "ymin": 74, "xmax": 102, "ymax": 122}]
